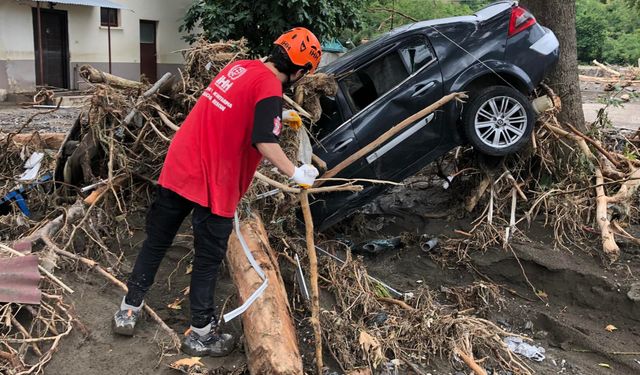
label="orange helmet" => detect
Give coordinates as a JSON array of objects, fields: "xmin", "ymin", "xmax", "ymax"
[{"xmin": 274, "ymin": 27, "xmax": 322, "ymax": 73}]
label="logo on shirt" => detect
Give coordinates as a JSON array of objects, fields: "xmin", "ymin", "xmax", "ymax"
[
  {"xmin": 273, "ymin": 116, "xmax": 282, "ymax": 136},
  {"xmin": 214, "ymin": 75, "xmax": 233, "ymax": 92},
  {"xmin": 228, "ymin": 65, "xmax": 247, "ymax": 80}
]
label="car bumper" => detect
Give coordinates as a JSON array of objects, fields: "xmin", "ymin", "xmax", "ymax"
[{"xmin": 529, "ymin": 28, "xmax": 559, "ymax": 56}]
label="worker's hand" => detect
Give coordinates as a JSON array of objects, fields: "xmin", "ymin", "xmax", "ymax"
[
  {"xmin": 282, "ymin": 109, "xmax": 302, "ymax": 131},
  {"xmin": 291, "ymin": 164, "xmax": 319, "ymax": 188}
]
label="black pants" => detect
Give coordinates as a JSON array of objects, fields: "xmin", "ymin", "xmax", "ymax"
[{"xmin": 125, "ymin": 187, "xmax": 233, "ymax": 328}]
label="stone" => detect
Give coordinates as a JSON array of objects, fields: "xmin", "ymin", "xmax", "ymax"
[
  {"xmin": 627, "ymin": 282, "xmax": 640, "ymax": 302},
  {"xmin": 534, "ymin": 330, "xmax": 549, "ymax": 340},
  {"xmin": 620, "ymin": 93, "xmax": 631, "ymax": 102}
]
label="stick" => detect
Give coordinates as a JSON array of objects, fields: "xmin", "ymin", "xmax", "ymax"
[
  {"xmin": 254, "ymin": 172, "xmax": 363, "ymax": 194},
  {"xmin": 455, "ymin": 348, "xmax": 487, "ymax": 375},
  {"xmin": 503, "ymin": 168, "xmax": 527, "ymax": 201},
  {"xmin": 579, "ymin": 75, "xmax": 639, "ymax": 83},
  {"xmin": 592, "ymin": 60, "xmax": 621, "ymax": 77},
  {"xmin": 151, "ymin": 104, "xmax": 180, "ymax": 131},
  {"xmin": 317, "ymin": 92, "xmax": 467, "ymax": 186},
  {"xmin": 0, "ymin": 244, "xmax": 74, "ymax": 294},
  {"xmin": 52, "ymin": 247, "xmax": 181, "ymax": 348},
  {"xmin": 312, "ymin": 154, "xmax": 327, "ymax": 171},
  {"xmin": 283, "ymin": 94, "xmax": 313, "ymax": 120},
  {"xmin": 319, "ymin": 92, "xmax": 467, "ymax": 183},
  {"xmin": 376, "ymin": 297, "xmax": 415, "ymax": 311},
  {"xmin": 149, "ymin": 120, "xmax": 171, "ymax": 141},
  {"xmin": 595, "ymin": 168, "xmax": 619, "ymax": 263},
  {"xmin": 565, "ymin": 123, "xmax": 622, "ymax": 169},
  {"xmin": 300, "ymin": 191, "xmax": 323, "ymax": 374},
  {"xmin": 10, "ymin": 314, "xmax": 43, "ymax": 356},
  {"xmin": 123, "ymin": 72, "xmax": 173, "ymax": 126}
]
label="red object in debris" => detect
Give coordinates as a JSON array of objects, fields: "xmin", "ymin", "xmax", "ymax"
[
  {"xmin": 0, "ymin": 255, "xmax": 41, "ymax": 304},
  {"xmin": 11, "ymin": 240, "xmax": 32, "ymax": 254}
]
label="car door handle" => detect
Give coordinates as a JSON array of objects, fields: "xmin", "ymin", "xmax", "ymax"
[
  {"xmin": 412, "ymin": 81, "xmax": 436, "ymax": 97},
  {"xmin": 333, "ymin": 138, "xmax": 353, "ymax": 152}
]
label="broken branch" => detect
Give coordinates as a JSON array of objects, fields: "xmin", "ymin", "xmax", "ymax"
[{"xmin": 320, "ymin": 92, "xmax": 467, "ymax": 183}]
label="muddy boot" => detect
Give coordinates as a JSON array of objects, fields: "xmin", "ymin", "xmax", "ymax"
[
  {"xmin": 181, "ymin": 321, "xmax": 235, "ymax": 357},
  {"xmin": 112, "ymin": 297, "xmax": 143, "ymax": 336}
]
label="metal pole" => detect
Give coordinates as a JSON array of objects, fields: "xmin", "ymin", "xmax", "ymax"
[
  {"xmin": 36, "ymin": 1, "xmax": 45, "ymax": 86},
  {"xmin": 107, "ymin": 9, "xmax": 112, "ymax": 73}
]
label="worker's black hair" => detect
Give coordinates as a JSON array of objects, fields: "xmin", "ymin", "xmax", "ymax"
[{"xmin": 266, "ymin": 45, "xmax": 307, "ymax": 75}]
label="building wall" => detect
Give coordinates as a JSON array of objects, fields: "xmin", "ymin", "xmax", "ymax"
[
  {"xmin": 0, "ymin": 0, "xmax": 38, "ymax": 92},
  {"xmin": 0, "ymin": 0, "xmax": 192, "ymax": 93}
]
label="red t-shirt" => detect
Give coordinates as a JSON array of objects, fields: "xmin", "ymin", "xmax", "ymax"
[{"xmin": 158, "ymin": 60, "xmax": 282, "ymax": 217}]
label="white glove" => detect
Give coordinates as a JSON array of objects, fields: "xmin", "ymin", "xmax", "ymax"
[{"xmin": 291, "ymin": 164, "xmax": 319, "ymax": 188}]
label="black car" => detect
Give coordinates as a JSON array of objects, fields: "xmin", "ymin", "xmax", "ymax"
[{"xmin": 310, "ymin": 1, "xmax": 559, "ymax": 230}]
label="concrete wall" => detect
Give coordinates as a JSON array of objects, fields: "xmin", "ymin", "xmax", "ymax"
[
  {"xmin": 0, "ymin": 0, "xmax": 38, "ymax": 92},
  {"xmin": 0, "ymin": 0, "xmax": 192, "ymax": 93}
]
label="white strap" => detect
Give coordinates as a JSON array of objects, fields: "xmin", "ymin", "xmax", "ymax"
[{"xmin": 222, "ymin": 212, "xmax": 269, "ymax": 322}]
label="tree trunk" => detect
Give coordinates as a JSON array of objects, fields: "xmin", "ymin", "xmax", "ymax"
[
  {"xmin": 521, "ymin": 0, "xmax": 586, "ymax": 130},
  {"xmin": 226, "ymin": 214, "xmax": 303, "ymax": 375}
]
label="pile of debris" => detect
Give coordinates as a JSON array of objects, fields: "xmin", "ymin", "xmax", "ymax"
[{"xmin": 1, "ymin": 38, "xmax": 639, "ymax": 375}]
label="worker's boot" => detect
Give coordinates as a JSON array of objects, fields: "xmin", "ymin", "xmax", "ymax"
[
  {"xmin": 112, "ymin": 297, "xmax": 143, "ymax": 336},
  {"xmin": 181, "ymin": 320, "xmax": 236, "ymax": 357}
]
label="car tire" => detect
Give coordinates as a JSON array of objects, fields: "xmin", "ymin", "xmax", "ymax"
[{"xmin": 462, "ymin": 85, "xmax": 535, "ymax": 156}]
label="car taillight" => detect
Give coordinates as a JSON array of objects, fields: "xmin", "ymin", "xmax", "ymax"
[{"xmin": 508, "ymin": 6, "xmax": 536, "ymax": 37}]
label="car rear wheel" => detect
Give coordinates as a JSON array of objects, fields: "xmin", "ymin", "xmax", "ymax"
[{"xmin": 462, "ymin": 85, "xmax": 535, "ymax": 156}]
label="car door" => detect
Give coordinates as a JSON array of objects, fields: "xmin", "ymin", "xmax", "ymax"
[
  {"xmin": 312, "ymin": 90, "xmax": 376, "ymax": 180},
  {"xmin": 346, "ymin": 34, "xmax": 445, "ymax": 182}
]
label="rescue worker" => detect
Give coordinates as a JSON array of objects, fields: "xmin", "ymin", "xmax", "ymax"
[{"xmin": 112, "ymin": 28, "xmax": 322, "ymax": 357}]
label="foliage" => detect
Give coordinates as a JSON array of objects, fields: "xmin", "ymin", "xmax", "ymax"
[
  {"xmin": 341, "ymin": 0, "xmax": 492, "ymax": 44},
  {"xmin": 626, "ymin": 0, "xmax": 640, "ymax": 10},
  {"xmin": 180, "ymin": 0, "xmax": 368, "ymax": 55},
  {"xmin": 576, "ymin": 0, "xmax": 640, "ymax": 64}
]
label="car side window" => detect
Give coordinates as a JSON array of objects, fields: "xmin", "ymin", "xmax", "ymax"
[
  {"xmin": 339, "ymin": 36, "xmax": 433, "ymax": 114},
  {"xmin": 399, "ymin": 40, "xmax": 434, "ymax": 74},
  {"xmin": 314, "ymin": 95, "xmax": 344, "ymax": 140}
]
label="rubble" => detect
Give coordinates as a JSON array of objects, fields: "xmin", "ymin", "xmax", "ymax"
[{"xmin": 0, "ymin": 40, "xmax": 638, "ymax": 375}]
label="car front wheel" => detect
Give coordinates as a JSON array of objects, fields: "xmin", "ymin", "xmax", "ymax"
[{"xmin": 462, "ymin": 85, "xmax": 535, "ymax": 156}]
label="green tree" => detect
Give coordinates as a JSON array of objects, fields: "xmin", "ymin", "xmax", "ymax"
[
  {"xmin": 180, "ymin": 0, "xmax": 367, "ymax": 55},
  {"xmin": 575, "ymin": 0, "xmax": 640, "ymax": 64},
  {"xmin": 626, "ymin": 0, "xmax": 640, "ymax": 10},
  {"xmin": 576, "ymin": 2, "xmax": 607, "ymax": 62},
  {"xmin": 344, "ymin": 0, "xmax": 489, "ymax": 44}
]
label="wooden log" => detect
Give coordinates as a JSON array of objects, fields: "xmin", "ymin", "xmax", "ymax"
[
  {"xmin": 579, "ymin": 75, "xmax": 640, "ymax": 84},
  {"xmin": 227, "ymin": 214, "xmax": 303, "ymax": 375},
  {"xmin": 79, "ymin": 65, "xmax": 144, "ymax": 89},
  {"xmin": 592, "ymin": 60, "xmax": 621, "ymax": 77}
]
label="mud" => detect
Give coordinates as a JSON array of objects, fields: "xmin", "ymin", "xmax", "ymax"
[
  {"xmin": 37, "ymin": 177, "xmax": 640, "ymax": 375},
  {"xmin": 0, "ymin": 104, "xmax": 81, "ymax": 133}
]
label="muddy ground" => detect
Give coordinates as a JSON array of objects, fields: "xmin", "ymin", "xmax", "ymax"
[
  {"xmin": 0, "ymin": 103, "xmax": 81, "ymax": 133},
  {"xmin": 2, "ymin": 68, "xmax": 640, "ymax": 374},
  {"xmin": 36, "ymin": 175, "xmax": 640, "ymax": 375}
]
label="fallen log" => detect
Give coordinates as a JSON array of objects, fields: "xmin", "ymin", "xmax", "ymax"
[
  {"xmin": 579, "ymin": 75, "xmax": 640, "ymax": 84},
  {"xmin": 227, "ymin": 214, "xmax": 303, "ymax": 375},
  {"xmin": 79, "ymin": 65, "xmax": 144, "ymax": 89},
  {"xmin": 592, "ymin": 60, "xmax": 621, "ymax": 77}
]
